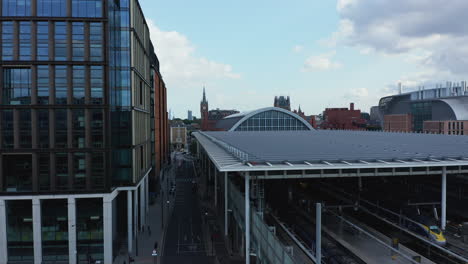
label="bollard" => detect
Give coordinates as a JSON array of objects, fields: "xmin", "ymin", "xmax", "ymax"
[{"xmin": 391, "ymin": 238, "xmax": 399, "ymax": 260}]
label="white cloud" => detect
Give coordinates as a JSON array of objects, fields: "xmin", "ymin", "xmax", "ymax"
[
  {"xmin": 147, "ymin": 20, "xmax": 241, "ymax": 117},
  {"xmin": 331, "ymin": 0, "xmax": 468, "ymax": 76},
  {"xmin": 293, "ymin": 45, "xmax": 304, "ymax": 53},
  {"xmin": 303, "ymin": 51, "xmax": 342, "ymax": 71}
]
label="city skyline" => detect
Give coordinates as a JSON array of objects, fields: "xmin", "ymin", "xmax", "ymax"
[{"xmin": 141, "ymin": 0, "xmax": 468, "ymax": 117}]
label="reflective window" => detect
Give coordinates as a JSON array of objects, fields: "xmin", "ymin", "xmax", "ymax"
[
  {"xmin": 37, "ymin": 65, "xmax": 49, "ymax": 104},
  {"xmin": 55, "ymin": 109, "xmax": 67, "ymax": 148},
  {"xmin": 91, "ymin": 153, "xmax": 104, "ymax": 189},
  {"xmin": 38, "ymin": 154, "xmax": 50, "ymax": 190},
  {"xmin": 90, "ymin": 23, "xmax": 103, "ymax": 61},
  {"xmin": 19, "ymin": 22, "xmax": 31, "ymax": 60},
  {"xmin": 2, "ymin": 22, "xmax": 14, "ymax": 60},
  {"xmin": 72, "ymin": 0, "xmax": 102, "ymax": 18},
  {"xmin": 1, "ymin": 110, "xmax": 14, "ymax": 148},
  {"xmin": 90, "ymin": 66, "xmax": 103, "ymax": 104},
  {"xmin": 72, "ymin": 66, "xmax": 85, "ymax": 104},
  {"xmin": 2, "ymin": 0, "xmax": 31, "ymax": 16},
  {"xmin": 76, "ymin": 198, "xmax": 103, "ymax": 262},
  {"xmin": 38, "ymin": 109, "xmax": 49, "ymax": 148},
  {"xmin": 74, "ymin": 153, "xmax": 86, "ymax": 189},
  {"xmin": 72, "ymin": 22, "xmax": 84, "ymax": 61},
  {"xmin": 3, "ymin": 68, "xmax": 31, "ymax": 105},
  {"xmin": 91, "ymin": 109, "xmax": 103, "ymax": 148},
  {"xmin": 55, "ymin": 66, "xmax": 67, "ymax": 104},
  {"xmin": 19, "ymin": 109, "xmax": 32, "ymax": 148},
  {"xmin": 3, "ymin": 154, "xmax": 32, "ymax": 192},
  {"xmin": 41, "ymin": 199, "xmax": 68, "ymax": 261},
  {"xmin": 37, "ymin": 0, "xmax": 66, "ymax": 16},
  {"xmin": 55, "ymin": 153, "xmax": 68, "ymax": 189},
  {"xmin": 6, "ymin": 200, "xmax": 33, "ymax": 262},
  {"xmin": 37, "ymin": 22, "xmax": 49, "ymax": 60},
  {"xmin": 234, "ymin": 110, "xmax": 311, "ymax": 131},
  {"xmin": 72, "ymin": 109, "xmax": 85, "ymax": 148},
  {"xmin": 54, "ymin": 22, "xmax": 67, "ymax": 61}
]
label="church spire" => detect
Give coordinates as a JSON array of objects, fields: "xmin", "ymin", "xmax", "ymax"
[{"xmin": 202, "ymin": 86, "xmax": 207, "ymax": 103}]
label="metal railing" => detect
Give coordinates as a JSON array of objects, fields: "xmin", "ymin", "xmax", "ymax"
[{"xmin": 198, "ymin": 131, "xmax": 250, "ymax": 162}]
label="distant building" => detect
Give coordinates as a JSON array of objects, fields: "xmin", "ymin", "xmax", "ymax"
[
  {"xmin": 320, "ymin": 103, "xmax": 367, "ymax": 130},
  {"xmin": 188, "ymin": 110, "xmax": 193, "ymax": 121},
  {"xmin": 384, "ymin": 114, "xmax": 413, "ymax": 132},
  {"xmin": 292, "ymin": 105, "xmax": 317, "ymax": 128},
  {"xmin": 378, "ymin": 81, "xmax": 468, "ymax": 132},
  {"xmin": 200, "ymin": 88, "xmax": 239, "ymax": 131},
  {"xmin": 369, "ymin": 106, "xmax": 383, "ymax": 127},
  {"xmin": 424, "ymin": 120, "xmax": 468, "ymax": 135},
  {"xmin": 274, "ymin": 96, "xmax": 291, "ymax": 111},
  {"xmin": 170, "ymin": 125, "xmax": 187, "ymax": 150}
]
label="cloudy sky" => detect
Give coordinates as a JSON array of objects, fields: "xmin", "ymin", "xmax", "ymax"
[{"xmin": 140, "ymin": 0, "xmax": 468, "ymax": 118}]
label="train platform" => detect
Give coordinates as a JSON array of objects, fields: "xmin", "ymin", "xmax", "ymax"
[{"xmin": 323, "ymin": 212, "xmax": 435, "ymax": 264}]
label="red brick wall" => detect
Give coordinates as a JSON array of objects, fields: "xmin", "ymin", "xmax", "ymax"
[
  {"xmin": 383, "ymin": 114, "xmax": 413, "ymax": 132},
  {"xmin": 321, "ymin": 103, "xmax": 366, "ymax": 130}
]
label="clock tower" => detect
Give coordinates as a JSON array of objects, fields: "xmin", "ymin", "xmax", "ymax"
[{"xmin": 200, "ymin": 87, "xmax": 209, "ymax": 130}]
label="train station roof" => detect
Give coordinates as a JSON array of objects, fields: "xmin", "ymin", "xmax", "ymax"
[{"xmin": 193, "ymin": 130, "xmax": 468, "ymax": 175}]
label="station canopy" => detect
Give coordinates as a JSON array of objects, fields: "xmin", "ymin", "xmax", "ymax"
[{"xmin": 194, "ymin": 130, "xmax": 468, "ymax": 173}]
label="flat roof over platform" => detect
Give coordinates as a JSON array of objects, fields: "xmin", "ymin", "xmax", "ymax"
[{"xmin": 194, "ymin": 130, "xmax": 468, "ymax": 174}]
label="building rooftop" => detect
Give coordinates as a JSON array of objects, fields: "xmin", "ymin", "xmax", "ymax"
[{"xmin": 194, "ymin": 130, "xmax": 468, "ymax": 172}]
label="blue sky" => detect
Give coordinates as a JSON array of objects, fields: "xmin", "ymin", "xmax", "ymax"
[{"xmin": 140, "ymin": 0, "xmax": 468, "ymax": 118}]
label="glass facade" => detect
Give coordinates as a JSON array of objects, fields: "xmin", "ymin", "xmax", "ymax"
[
  {"xmin": 234, "ymin": 110, "xmax": 311, "ymax": 131},
  {"xmin": 3, "ymin": 68, "xmax": 32, "ymax": 105},
  {"xmin": 19, "ymin": 109, "xmax": 32, "ymax": 148},
  {"xmin": 37, "ymin": 65, "xmax": 50, "ymax": 104},
  {"xmin": 6, "ymin": 200, "xmax": 33, "ymax": 262},
  {"xmin": 72, "ymin": 22, "xmax": 85, "ymax": 61},
  {"xmin": 1, "ymin": 110, "xmax": 14, "ymax": 148},
  {"xmin": 55, "ymin": 109, "xmax": 68, "ymax": 148},
  {"xmin": 56, "ymin": 153, "xmax": 68, "ymax": 190},
  {"xmin": 55, "ymin": 65, "xmax": 68, "ymax": 104},
  {"xmin": 72, "ymin": 0, "xmax": 102, "ymax": 17},
  {"xmin": 2, "ymin": 22, "xmax": 14, "ymax": 60},
  {"xmin": 37, "ymin": 0, "xmax": 66, "ymax": 16},
  {"xmin": 38, "ymin": 109, "xmax": 50, "ymax": 148},
  {"xmin": 41, "ymin": 199, "xmax": 69, "ymax": 262},
  {"xmin": 37, "ymin": 22, "xmax": 49, "ymax": 61},
  {"xmin": 19, "ymin": 22, "xmax": 31, "ymax": 60},
  {"xmin": 72, "ymin": 109, "xmax": 85, "ymax": 148},
  {"xmin": 90, "ymin": 66, "xmax": 104, "ymax": 104},
  {"xmin": 55, "ymin": 22, "xmax": 67, "ymax": 61},
  {"xmin": 2, "ymin": 0, "xmax": 31, "ymax": 16},
  {"xmin": 411, "ymin": 102, "xmax": 432, "ymax": 132},
  {"xmin": 76, "ymin": 198, "xmax": 103, "ymax": 262},
  {"xmin": 3, "ymin": 155, "xmax": 32, "ymax": 192},
  {"xmin": 90, "ymin": 23, "xmax": 103, "ymax": 61},
  {"xmin": 72, "ymin": 66, "xmax": 85, "ymax": 104}
]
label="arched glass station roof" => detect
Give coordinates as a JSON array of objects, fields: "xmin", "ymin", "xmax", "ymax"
[{"xmin": 215, "ymin": 107, "xmax": 314, "ymax": 131}]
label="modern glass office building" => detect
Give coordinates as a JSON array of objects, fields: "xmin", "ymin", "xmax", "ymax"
[{"xmin": 0, "ymin": 0, "xmax": 164, "ymax": 263}]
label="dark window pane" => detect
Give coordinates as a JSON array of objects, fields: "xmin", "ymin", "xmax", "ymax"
[
  {"xmin": 72, "ymin": 66, "xmax": 85, "ymax": 104},
  {"xmin": 37, "ymin": 0, "xmax": 66, "ymax": 17},
  {"xmin": 3, "ymin": 155, "xmax": 32, "ymax": 192},
  {"xmin": 1, "ymin": 110, "xmax": 14, "ymax": 148},
  {"xmin": 2, "ymin": 0, "xmax": 31, "ymax": 16},
  {"xmin": 91, "ymin": 109, "xmax": 103, "ymax": 148},
  {"xmin": 38, "ymin": 109, "xmax": 49, "ymax": 148},
  {"xmin": 72, "ymin": 0, "xmax": 102, "ymax": 18},
  {"xmin": 55, "ymin": 109, "xmax": 67, "ymax": 148},
  {"xmin": 56, "ymin": 153, "xmax": 68, "ymax": 189},
  {"xmin": 3, "ymin": 68, "xmax": 31, "ymax": 105},
  {"xmin": 90, "ymin": 66, "xmax": 103, "ymax": 104},
  {"xmin": 90, "ymin": 23, "xmax": 103, "ymax": 61},
  {"xmin": 72, "ymin": 109, "xmax": 85, "ymax": 148},
  {"xmin": 41, "ymin": 199, "xmax": 69, "ymax": 261},
  {"xmin": 91, "ymin": 153, "xmax": 104, "ymax": 189},
  {"xmin": 74, "ymin": 153, "xmax": 86, "ymax": 189},
  {"xmin": 6, "ymin": 200, "xmax": 33, "ymax": 262},
  {"xmin": 76, "ymin": 198, "xmax": 103, "ymax": 262},
  {"xmin": 19, "ymin": 109, "xmax": 32, "ymax": 148},
  {"xmin": 38, "ymin": 154, "xmax": 50, "ymax": 191}
]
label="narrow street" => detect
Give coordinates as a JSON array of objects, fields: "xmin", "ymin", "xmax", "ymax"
[{"xmin": 162, "ymin": 152, "xmax": 214, "ymax": 263}]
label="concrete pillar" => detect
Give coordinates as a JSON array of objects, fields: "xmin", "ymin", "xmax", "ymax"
[
  {"xmin": 225, "ymin": 172, "xmax": 228, "ymax": 236},
  {"xmin": 441, "ymin": 167, "xmax": 447, "ymax": 230},
  {"xmin": 140, "ymin": 182, "xmax": 145, "ymax": 228},
  {"xmin": 32, "ymin": 198, "xmax": 42, "ymax": 264},
  {"xmin": 127, "ymin": 190, "xmax": 133, "ymax": 253},
  {"xmin": 245, "ymin": 172, "xmax": 250, "ymax": 264},
  {"xmin": 103, "ymin": 196, "xmax": 113, "ymax": 264},
  {"xmin": 0, "ymin": 199, "xmax": 8, "ymax": 263},
  {"xmin": 214, "ymin": 167, "xmax": 218, "ymax": 207},
  {"xmin": 134, "ymin": 188, "xmax": 138, "ymax": 237},
  {"xmin": 316, "ymin": 203, "xmax": 322, "ymax": 262},
  {"xmin": 68, "ymin": 198, "xmax": 77, "ymax": 264}
]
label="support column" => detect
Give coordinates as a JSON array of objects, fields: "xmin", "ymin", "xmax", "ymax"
[
  {"xmin": 214, "ymin": 167, "xmax": 218, "ymax": 207},
  {"xmin": 316, "ymin": 203, "xmax": 322, "ymax": 263},
  {"xmin": 103, "ymin": 196, "xmax": 113, "ymax": 264},
  {"xmin": 245, "ymin": 172, "xmax": 250, "ymax": 264},
  {"xmin": 0, "ymin": 200, "xmax": 8, "ymax": 264},
  {"xmin": 127, "ymin": 190, "xmax": 133, "ymax": 253},
  {"xmin": 441, "ymin": 167, "xmax": 447, "ymax": 230},
  {"xmin": 68, "ymin": 198, "xmax": 77, "ymax": 264},
  {"xmin": 140, "ymin": 182, "xmax": 145, "ymax": 228},
  {"xmin": 134, "ymin": 188, "xmax": 138, "ymax": 237},
  {"xmin": 33, "ymin": 198, "xmax": 42, "ymax": 264},
  {"xmin": 224, "ymin": 172, "xmax": 228, "ymax": 236}
]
